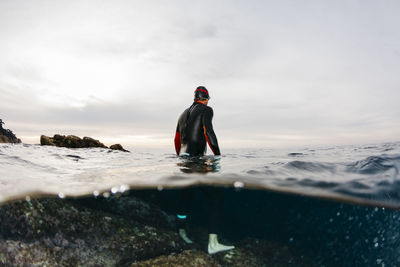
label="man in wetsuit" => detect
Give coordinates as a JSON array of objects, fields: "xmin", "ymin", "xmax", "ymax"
[
  {"xmin": 174, "ymin": 86, "xmax": 220, "ymax": 157},
  {"xmin": 174, "ymin": 86, "xmax": 234, "ymax": 254}
]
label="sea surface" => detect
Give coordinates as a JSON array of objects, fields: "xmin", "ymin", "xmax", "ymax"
[
  {"xmin": 0, "ymin": 141, "xmax": 399, "ymax": 206},
  {"xmin": 1, "ymin": 141, "xmax": 400, "ymax": 266}
]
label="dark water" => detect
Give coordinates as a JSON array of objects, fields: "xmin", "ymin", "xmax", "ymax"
[
  {"xmin": 133, "ymin": 187, "xmax": 399, "ymax": 266},
  {"xmin": 1, "ymin": 141, "xmax": 400, "ymax": 265}
]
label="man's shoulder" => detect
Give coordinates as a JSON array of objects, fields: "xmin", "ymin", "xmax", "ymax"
[
  {"xmin": 198, "ymin": 104, "xmax": 213, "ymax": 112},
  {"xmin": 178, "ymin": 108, "xmax": 189, "ymax": 120},
  {"xmin": 191, "ymin": 103, "xmax": 213, "ymax": 116},
  {"xmin": 205, "ymin": 105, "xmax": 213, "ymax": 113},
  {"xmin": 199, "ymin": 105, "xmax": 213, "ymax": 117}
]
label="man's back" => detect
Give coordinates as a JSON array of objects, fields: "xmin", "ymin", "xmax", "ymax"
[{"xmin": 175, "ymin": 92, "xmax": 220, "ymax": 156}]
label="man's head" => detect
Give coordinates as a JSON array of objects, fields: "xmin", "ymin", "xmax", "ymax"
[{"xmin": 194, "ymin": 86, "xmax": 210, "ymax": 104}]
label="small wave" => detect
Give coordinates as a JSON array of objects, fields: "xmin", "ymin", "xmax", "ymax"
[
  {"xmin": 346, "ymin": 155, "xmax": 400, "ymax": 175},
  {"xmin": 362, "ymin": 146, "xmax": 379, "ymax": 150},
  {"xmin": 246, "ymin": 169, "xmax": 275, "ymax": 175},
  {"xmin": 1, "ymin": 155, "xmax": 44, "ymax": 168},
  {"xmin": 51, "ymin": 154, "xmax": 64, "ymax": 160},
  {"xmin": 296, "ymin": 178, "xmax": 339, "ymax": 189},
  {"xmin": 285, "ymin": 161, "xmax": 336, "ymax": 173}
]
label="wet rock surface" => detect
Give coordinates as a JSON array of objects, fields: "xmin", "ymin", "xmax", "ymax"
[
  {"xmin": 0, "ymin": 119, "xmax": 21, "ymax": 143},
  {"xmin": 213, "ymin": 238, "xmax": 315, "ymax": 267},
  {"xmin": 72, "ymin": 194, "xmax": 176, "ymax": 230},
  {"xmin": 110, "ymin": 143, "xmax": 130, "ymax": 152},
  {"xmin": 0, "ymin": 197, "xmax": 188, "ymax": 266},
  {"xmin": 131, "ymin": 250, "xmax": 221, "ymax": 266},
  {"xmin": 40, "ymin": 134, "xmax": 107, "ymax": 149},
  {"xmin": 168, "ymin": 226, "xmax": 314, "ymax": 267},
  {"xmin": 40, "ymin": 134, "xmax": 129, "ymax": 152},
  {"xmin": 0, "ymin": 193, "xmax": 315, "ymax": 266}
]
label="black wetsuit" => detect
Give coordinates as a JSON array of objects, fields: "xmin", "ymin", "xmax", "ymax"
[
  {"xmin": 174, "ymin": 101, "xmax": 222, "ymax": 234},
  {"xmin": 174, "ymin": 102, "xmax": 220, "ymax": 156}
]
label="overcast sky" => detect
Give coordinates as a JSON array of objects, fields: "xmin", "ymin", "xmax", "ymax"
[{"xmin": 1, "ymin": 0, "xmax": 399, "ymax": 149}]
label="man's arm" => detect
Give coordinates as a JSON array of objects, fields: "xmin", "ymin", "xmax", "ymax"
[
  {"xmin": 174, "ymin": 124, "xmax": 181, "ymax": 155},
  {"xmin": 203, "ymin": 107, "xmax": 221, "ymax": 155}
]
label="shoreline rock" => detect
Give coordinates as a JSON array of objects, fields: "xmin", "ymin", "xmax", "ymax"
[
  {"xmin": 40, "ymin": 134, "xmax": 129, "ymax": 152},
  {"xmin": 0, "ymin": 119, "xmax": 21, "ymax": 144}
]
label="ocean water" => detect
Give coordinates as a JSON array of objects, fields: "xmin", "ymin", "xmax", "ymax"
[
  {"xmin": 1, "ymin": 141, "xmax": 400, "ymax": 266},
  {"xmin": 0, "ymin": 141, "xmax": 399, "ymax": 206}
]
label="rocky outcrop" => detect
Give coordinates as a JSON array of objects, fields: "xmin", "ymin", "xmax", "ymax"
[
  {"xmin": 40, "ymin": 134, "xmax": 107, "ymax": 149},
  {"xmin": 110, "ymin": 143, "xmax": 129, "ymax": 152},
  {"xmin": 0, "ymin": 119, "xmax": 21, "ymax": 143},
  {"xmin": 40, "ymin": 134, "xmax": 129, "ymax": 152}
]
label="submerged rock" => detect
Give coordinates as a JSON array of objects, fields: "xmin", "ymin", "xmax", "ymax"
[
  {"xmin": 0, "ymin": 119, "xmax": 21, "ymax": 143},
  {"xmin": 0, "ymin": 239, "xmax": 113, "ymax": 266},
  {"xmin": 73, "ymin": 194, "xmax": 176, "ymax": 230},
  {"xmin": 212, "ymin": 238, "xmax": 315, "ymax": 267},
  {"xmin": 131, "ymin": 250, "xmax": 221, "ymax": 267},
  {"xmin": 0, "ymin": 197, "xmax": 188, "ymax": 266},
  {"xmin": 0, "ymin": 192, "xmax": 315, "ymax": 266}
]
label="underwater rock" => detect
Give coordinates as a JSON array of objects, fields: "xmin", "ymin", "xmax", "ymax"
[
  {"xmin": 110, "ymin": 143, "xmax": 130, "ymax": 152},
  {"xmin": 167, "ymin": 224, "xmax": 313, "ymax": 267},
  {"xmin": 212, "ymin": 238, "xmax": 315, "ymax": 267},
  {"xmin": 0, "ymin": 193, "xmax": 315, "ymax": 266},
  {"xmin": 131, "ymin": 250, "xmax": 221, "ymax": 267},
  {"xmin": 0, "ymin": 119, "xmax": 21, "ymax": 143},
  {"xmin": 40, "ymin": 134, "xmax": 108, "ymax": 149},
  {"xmin": 0, "ymin": 197, "xmax": 188, "ymax": 266},
  {"xmin": 72, "ymin": 194, "xmax": 176, "ymax": 230},
  {"xmin": 0, "ymin": 239, "xmax": 114, "ymax": 266}
]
